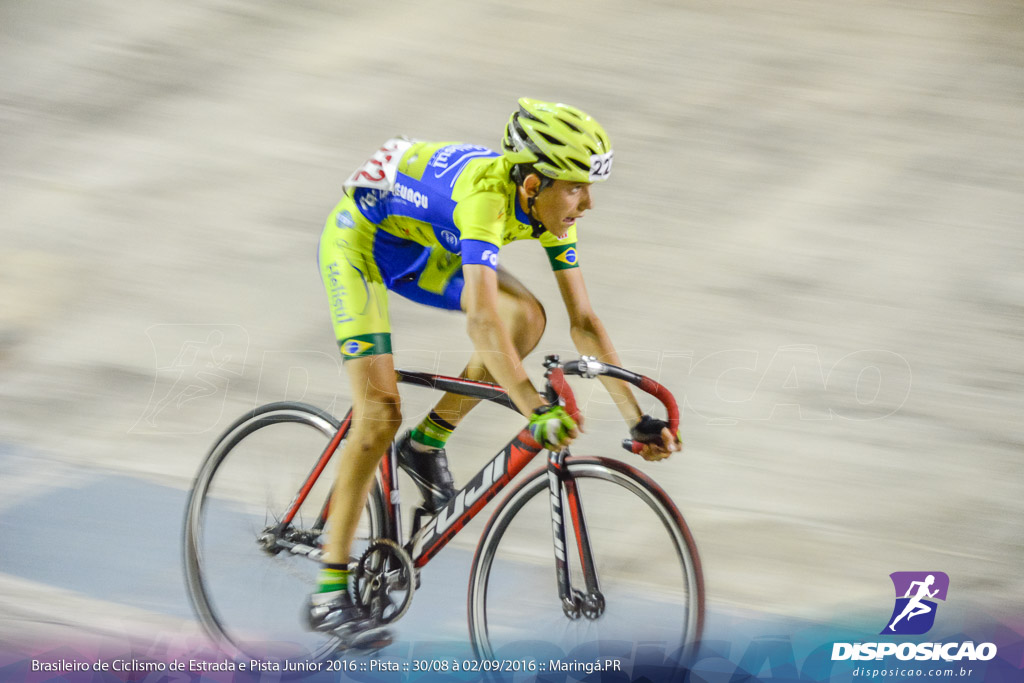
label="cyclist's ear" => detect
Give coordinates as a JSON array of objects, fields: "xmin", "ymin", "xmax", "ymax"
[{"xmin": 521, "ymin": 172, "xmax": 543, "ymax": 198}]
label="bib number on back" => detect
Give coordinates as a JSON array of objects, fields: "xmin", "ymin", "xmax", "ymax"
[{"xmin": 344, "ymin": 138, "xmax": 413, "ymax": 192}]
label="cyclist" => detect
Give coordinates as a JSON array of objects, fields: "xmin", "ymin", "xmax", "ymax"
[{"xmin": 309, "ymin": 98, "xmax": 682, "ymax": 640}]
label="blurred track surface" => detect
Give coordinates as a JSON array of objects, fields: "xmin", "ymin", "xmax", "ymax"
[{"xmin": 1, "ymin": 0, "xmax": 1022, "ymax": 650}]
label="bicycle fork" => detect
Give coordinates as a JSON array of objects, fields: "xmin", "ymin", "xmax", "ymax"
[{"xmin": 547, "ymin": 450, "xmax": 606, "ymax": 621}]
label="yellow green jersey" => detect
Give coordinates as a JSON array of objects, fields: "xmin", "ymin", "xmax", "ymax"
[
  {"xmin": 346, "ymin": 140, "xmax": 580, "ymax": 272},
  {"xmin": 319, "ymin": 140, "xmax": 580, "ymax": 359}
]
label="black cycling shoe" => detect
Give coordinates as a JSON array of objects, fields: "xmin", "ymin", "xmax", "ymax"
[
  {"xmin": 305, "ymin": 593, "xmax": 393, "ymax": 649},
  {"xmin": 396, "ymin": 432, "xmax": 456, "ymax": 513},
  {"xmin": 306, "ymin": 592, "xmax": 366, "ymax": 632}
]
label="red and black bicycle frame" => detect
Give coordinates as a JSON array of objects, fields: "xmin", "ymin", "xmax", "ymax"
[{"xmin": 272, "ymin": 356, "xmax": 679, "ymax": 614}]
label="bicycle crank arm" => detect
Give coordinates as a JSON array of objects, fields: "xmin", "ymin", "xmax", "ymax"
[
  {"xmin": 286, "ymin": 543, "xmax": 324, "ymax": 561},
  {"xmin": 259, "ymin": 533, "xmax": 324, "ymax": 561}
]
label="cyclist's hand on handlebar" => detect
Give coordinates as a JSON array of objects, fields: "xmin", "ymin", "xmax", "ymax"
[
  {"xmin": 529, "ymin": 405, "xmax": 579, "ymax": 451},
  {"xmin": 630, "ymin": 414, "xmax": 682, "ymax": 462}
]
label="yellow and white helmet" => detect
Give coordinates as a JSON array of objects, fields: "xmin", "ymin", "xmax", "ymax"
[{"xmin": 502, "ymin": 98, "xmax": 613, "ymax": 184}]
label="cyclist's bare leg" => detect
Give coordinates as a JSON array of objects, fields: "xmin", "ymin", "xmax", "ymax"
[
  {"xmin": 325, "ymin": 353, "xmax": 402, "ymax": 565},
  {"xmin": 431, "ymin": 268, "xmax": 546, "ymax": 425}
]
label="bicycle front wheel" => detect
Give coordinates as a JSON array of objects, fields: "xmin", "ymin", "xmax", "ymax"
[
  {"xmin": 468, "ymin": 456, "xmax": 704, "ymax": 668},
  {"xmin": 183, "ymin": 401, "xmax": 386, "ymax": 661}
]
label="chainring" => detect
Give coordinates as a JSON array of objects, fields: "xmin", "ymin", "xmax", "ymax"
[{"xmin": 352, "ymin": 539, "xmax": 416, "ymax": 624}]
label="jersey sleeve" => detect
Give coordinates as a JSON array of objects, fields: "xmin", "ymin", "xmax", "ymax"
[
  {"xmin": 454, "ymin": 191, "xmax": 505, "ymax": 270},
  {"xmin": 539, "ymin": 224, "xmax": 580, "ymax": 271}
]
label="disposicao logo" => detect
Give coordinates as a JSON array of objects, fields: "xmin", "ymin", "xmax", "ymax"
[
  {"xmin": 882, "ymin": 571, "xmax": 948, "ymax": 635},
  {"xmin": 831, "ymin": 572, "xmax": 997, "ymax": 663}
]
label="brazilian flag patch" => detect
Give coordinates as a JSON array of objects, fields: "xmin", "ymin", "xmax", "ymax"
[
  {"xmin": 339, "ymin": 333, "xmax": 392, "ymax": 359},
  {"xmin": 545, "ymin": 244, "xmax": 580, "ymax": 271}
]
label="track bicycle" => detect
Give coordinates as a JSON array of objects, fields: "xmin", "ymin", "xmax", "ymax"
[{"xmin": 183, "ymin": 355, "xmax": 704, "ymax": 665}]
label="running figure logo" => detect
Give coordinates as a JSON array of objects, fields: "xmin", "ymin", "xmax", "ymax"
[{"xmin": 881, "ymin": 571, "xmax": 949, "ymax": 635}]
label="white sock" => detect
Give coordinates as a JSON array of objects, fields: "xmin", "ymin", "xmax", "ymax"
[
  {"xmin": 312, "ymin": 589, "xmax": 344, "ymax": 606},
  {"xmin": 409, "ymin": 439, "xmax": 433, "ymax": 453}
]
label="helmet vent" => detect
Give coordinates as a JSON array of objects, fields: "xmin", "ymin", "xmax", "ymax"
[
  {"xmin": 559, "ymin": 118, "xmax": 583, "ymax": 134},
  {"xmin": 519, "ymin": 107, "xmax": 543, "ymax": 123},
  {"xmin": 505, "ymin": 98, "xmax": 611, "ymax": 182},
  {"xmin": 539, "ymin": 131, "xmax": 565, "ymax": 147},
  {"xmin": 510, "ymin": 119, "xmax": 542, "ymax": 154},
  {"xmin": 535, "ymin": 151, "xmax": 557, "ymax": 169}
]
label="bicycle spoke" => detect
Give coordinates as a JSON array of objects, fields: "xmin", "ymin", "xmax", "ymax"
[
  {"xmin": 184, "ymin": 404, "xmax": 386, "ymax": 662},
  {"xmin": 468, "ymin": 458, "xmax": 702, "ymax": 667}
]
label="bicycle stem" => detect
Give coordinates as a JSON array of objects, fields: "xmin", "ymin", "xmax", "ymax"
[{"xmin": 544, "ymin": 355, "xmax": 680, "ymax": 454}]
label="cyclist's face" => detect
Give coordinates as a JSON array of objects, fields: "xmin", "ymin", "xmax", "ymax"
[{"xmin": 524, "ymin": 178, "xmax": 594, "ymax": 239}]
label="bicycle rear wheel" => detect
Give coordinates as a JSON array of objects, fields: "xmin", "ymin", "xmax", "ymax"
[
  {"xmin": 468, "ymin": 456, "xmax": 703, "ymax": 670},
  {"xmin": 183, "ymin": 401, "xmax": 386, "ymax": 661}
]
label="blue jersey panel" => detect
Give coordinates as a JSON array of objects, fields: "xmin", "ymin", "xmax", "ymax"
[
  {"xmin": 388, "ymin": 145, "xmax": 501, "ymax": 255},
  {"xmin": 462, "ymin": 239, "xmax": 500, "ymax": 270},
  {"xmin": 352, "ymin": 188, "xmax": 389, "ymax": 224},
  {"xmin": 388, "ymin": 146, "xmax": 499, "ymax": 238},
  {"xmin": 424, "ymin": 144, "xmax": 498, "ymax": 190}
]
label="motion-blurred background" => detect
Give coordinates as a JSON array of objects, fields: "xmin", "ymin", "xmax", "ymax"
[{"xmin": 2, "ymin": 0, "xmax": 1021, "ymax": 650}]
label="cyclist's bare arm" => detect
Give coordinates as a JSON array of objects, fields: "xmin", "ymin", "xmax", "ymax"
[
  {"xmin": 555, "ymin": 267, "xmax": 680, "ymax": 460},
  {"xmin": 462, "ymin": 263, "xmax": 549, "ymax": 418},
  {"xmin": 554, "ymin": 267, "xmax": 641, "ymax": 421}
]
